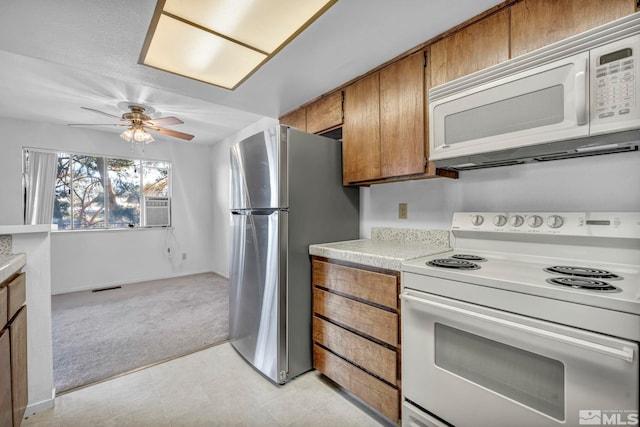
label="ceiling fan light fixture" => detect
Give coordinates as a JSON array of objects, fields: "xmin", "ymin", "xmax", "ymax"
[
  {"xmin": 120, "ymin": 125, "xmax": 155, "ymax": 144},
  {"xmin": 139, "ymin": 0, "xmax": 338, "ymax": 90}
]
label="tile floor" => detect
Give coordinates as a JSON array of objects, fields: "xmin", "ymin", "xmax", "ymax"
[{"xmin": 23, "ymin": 343, "xmax": 388, "ymax": 427}]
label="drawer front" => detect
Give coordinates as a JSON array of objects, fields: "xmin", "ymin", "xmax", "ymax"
[
  {"xmin": 0, "ymin": 286, "xmax": 7, "ymax": 330},
  {"xmin": 313, "ymin": 316, "xmax": 397, "ymax": 384},
  {"xmin": 7, "ymin": 273, "xmax": 25, "ymax": 322},
  {"xmin": 313, "ymin": 288, "xmax": 398, "ymax": 346},
  {"xmin": 313, "ymin": 260, "xmax": 397, "ymax": 309},
  {"xmin": 10, "ymin": 307, "xmax": 27, "ymax": 427},
  {"xmin": 0, "ymin": 329, "xmax": 12, "ymax": 427},
  {"xmin": 314, "ymin": 344, "xmax": 399, "ymax": 422}
]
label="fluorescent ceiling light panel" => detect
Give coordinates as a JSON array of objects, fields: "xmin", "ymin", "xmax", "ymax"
[{"xmin": 141, "ymin": 0, "xmax": 337, "ymax": 90}]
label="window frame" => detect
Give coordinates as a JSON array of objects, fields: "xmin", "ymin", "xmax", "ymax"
[{"xmin": 23, "ymin": 148, "xmax": 173, "ymax": 232}]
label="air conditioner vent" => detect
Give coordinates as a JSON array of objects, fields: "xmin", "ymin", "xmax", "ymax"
[{"xmin": 143, "ymin": 196, "xmax": 170, "ymax": 227}]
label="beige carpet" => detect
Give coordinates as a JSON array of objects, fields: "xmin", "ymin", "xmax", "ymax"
[{"xmin": 52, "ymin": 272, "xmax": 229, "ymax": 393}]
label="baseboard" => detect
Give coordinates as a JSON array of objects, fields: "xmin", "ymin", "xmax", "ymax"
[
  {"xmin": 51, "ymin": 270, "xmax": 219, "ymax": 295},
  {"xmin": 24, "ymin": 388, "xmax": 56, "ymax": 417}
]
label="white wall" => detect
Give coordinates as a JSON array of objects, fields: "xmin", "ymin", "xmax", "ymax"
[
  {"xmin": 210, "ymin": 117, "xmax": 280, "ymax": 278},
  {"xmin": 0, "ymin": 117, "xmax": 215, "ymax": 293},
  {"xmin": 11, "ymin": 230, "xmax": 55, "ymax": 414},
  {"xmin": 361, "ymin": 150, "xmax": 640, "ymax": 236}
]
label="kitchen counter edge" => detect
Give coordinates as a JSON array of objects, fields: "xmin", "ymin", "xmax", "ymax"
[
  {"xmin": 0, "ymin": 253, "xmax": 26, "ymax": 284},
  {"xmin": 309, "ymin": 239, "xmax": 450, "ymax": 271}
]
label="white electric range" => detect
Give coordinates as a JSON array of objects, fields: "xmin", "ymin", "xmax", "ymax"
[{"xmin": 401, "ymin": 212, "xmax": 640, "ymax": 427}]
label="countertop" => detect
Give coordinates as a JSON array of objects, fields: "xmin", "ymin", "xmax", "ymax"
[
  {"xmin": 309, "ymin": 227, "xmax": 450, "ymax": 271},
  {"xmin": 0, "ymin": 253, "xmax": 26, "ymax": 284}
]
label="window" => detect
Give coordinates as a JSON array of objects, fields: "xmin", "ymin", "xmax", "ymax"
[{"xmin": 26, "ymin": 150, "xmax": 171, "ymax": 230}]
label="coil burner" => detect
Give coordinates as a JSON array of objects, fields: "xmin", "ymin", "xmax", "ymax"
[
  {"xmin": 427, "ymin": 258, "xmax": 480, "ymax": 270},
  {"xmin": 451, "ymin": 254, "xmax": 487, "ymax": 262},
  {"xmin": 544, "ymin": 266, "xmax": 621, "ymax": 280},
  {"xmin": 546, "ymin": 277, "xmax": 621, "ymax": 292}
]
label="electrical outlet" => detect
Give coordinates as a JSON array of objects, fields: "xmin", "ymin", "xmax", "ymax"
[
  {"xmin": 182, "ymin": 252, "xmax": 187, "ymax": 260},
  {"xmin": 399, "ymin": 203, "xmax": 408, "ymax": 219}
]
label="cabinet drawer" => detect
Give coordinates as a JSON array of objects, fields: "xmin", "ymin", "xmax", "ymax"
[
  {"xmin": 7, "ymin": 273, "xmax": 25, "ymax": 322},
  {"xmin": 0, "ymin": 329, "xmax": 12, "ymax": 427},
  {"xmin": 313, "ymin": 316, "xmax": 397, "ymax": 384},
  {"xmin": 10, "ymin": 307, "xmax": 27, "ymax": 427},
  {"xmin": 313, "ymin": 288, "xmax": 398, "ymax": 346},
  {"xmin": 313, "ymin": 260, "xmax": 397, "ymax": 309},
  {"xmin": 0, "ymin": 286, "xmax": 6, "ymax": 330},
  {"xmin": 314, "ymin": 344, "xmax": 399, "ymax": 422}
]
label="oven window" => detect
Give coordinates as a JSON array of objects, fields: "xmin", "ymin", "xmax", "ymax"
[{"xmin": 434, "ymin": 323, "xmax": 565, "ymax": 421}]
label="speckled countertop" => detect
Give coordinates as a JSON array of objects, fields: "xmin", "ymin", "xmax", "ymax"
[{"xmin": 309, "ymin": 227, "xmax": 450, "ymax": 271}]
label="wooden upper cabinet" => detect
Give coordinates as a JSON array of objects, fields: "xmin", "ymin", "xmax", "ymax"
[
  {"xmin": 306, "ymin": 91, "xmax": 343, "ymax": 134},
  {"xmin": 380, "ymin": 51, "xmax": 425, "ymax": 178},
  {"xmin": 279, "ymin": 108, "xmax": 307, "ymax": 132},
  {"xmin": 430, "ymin": 8, "xmax": 510, "ymax": 88},
  {"xmin": 343, "ymin": 52, "xmax": 428, "ymax": 185},
  {"xmin": 342, "ymin": 72, "xmax": 381, "ymax": 184},
  {"xmin": 511, "ymin": 0, "xmax": 637, "ymax": 58}
]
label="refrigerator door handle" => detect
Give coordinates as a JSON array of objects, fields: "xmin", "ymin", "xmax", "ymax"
[{"xmin": 230, "ymin": 209, "xmax": 285, "ymax": 216}]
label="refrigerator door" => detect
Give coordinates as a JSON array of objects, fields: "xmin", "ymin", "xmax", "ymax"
[
  {"xmin": 230, "ymin": 126, "xmax": 288, "ymax": 210},
  {"xmin": 229, "ymin": 210, "xmax": 288, "ymax": 384}
]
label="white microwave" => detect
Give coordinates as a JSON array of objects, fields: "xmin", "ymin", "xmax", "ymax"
[{"xmin": 428, "ymin": 13, "xmax": 640, "ymax": 170}]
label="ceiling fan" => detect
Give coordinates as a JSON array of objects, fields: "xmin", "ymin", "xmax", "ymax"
[{"xmin": 68, "ymin": 104, "xmax": 195, "ymax": 143}]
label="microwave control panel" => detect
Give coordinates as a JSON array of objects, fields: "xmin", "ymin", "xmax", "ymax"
[{"xmin": 591, "ymin": 34, "xmax": 640, "ymax": 133}]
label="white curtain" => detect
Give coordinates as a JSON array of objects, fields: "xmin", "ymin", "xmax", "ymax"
[{"xmin": 25, "ymin": 151, "xmax": 58, "ymax": 225}]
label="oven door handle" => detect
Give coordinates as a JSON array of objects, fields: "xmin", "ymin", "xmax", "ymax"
[{"xmin": 401, "ymin": 292, "xmax": 635, "ymax": 363}]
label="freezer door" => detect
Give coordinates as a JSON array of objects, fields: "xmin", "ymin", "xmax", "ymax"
[
  {"xmin": 230, "ymin": 126, "xmax": 288, "ymax": 210},
  {"xmin": 229, "ymin": 210, "xmax": 288, "ymax": 383}
]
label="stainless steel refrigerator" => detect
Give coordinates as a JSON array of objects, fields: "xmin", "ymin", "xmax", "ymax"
[{"xmin": 229, "ymin": 125, "xmax": 359, "ymax": 384}]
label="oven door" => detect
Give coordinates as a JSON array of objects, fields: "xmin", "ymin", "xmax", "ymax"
[{"xmin": 401, "ymin": 289, "xmax": 639, "ymax": 427}]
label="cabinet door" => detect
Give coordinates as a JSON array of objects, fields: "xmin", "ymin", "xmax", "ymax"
[
  {"xmin": 10, "ymin": 308, "xmax": 27, "ymax": 427},
  {"xmin": 380, "ymin": 51, "xmax": 425, "ymax": 178},
  {"xmin": 342, "ymin": 72, "xmax": 381, "ymax": 184},
  {"xmin": 511, "ymin": 0, "xmax": 637, "ymax": 58},
  {"xmin": 279, "ymin": 108, "xmax": 307, "ymax": 131},
  {"xmin": 0, "ymin": 329, "xmax": 12, "ymax": 427},
  {"xmin": 430, "ymin": 9, "xmax": 510, "ymax": 88},
  {"xmin": 306, "ymin": 91, "xmax": 343, "ymax": 134}
]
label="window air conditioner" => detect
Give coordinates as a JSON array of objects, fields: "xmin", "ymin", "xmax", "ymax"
[{"xmin": 143, "ymin": 196, "xmax": 170, "ymax": 227}]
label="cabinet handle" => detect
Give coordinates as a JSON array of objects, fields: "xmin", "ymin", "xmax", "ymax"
[{"xmin": 401, "ymin": 292, "xmax": 635, "ymax": 363}]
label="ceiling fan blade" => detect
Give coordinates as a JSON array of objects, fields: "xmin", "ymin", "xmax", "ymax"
[
  {"xmin": 146, "ymin": 116, "xmax": 184, "ymax": 126},
  {"xmin": 146, "ymin": 126, "xmax": 194, "ymax": 141},
  {"xmin": 80, "ymin": 106, "xmax": 122, "ymax": 120},
  {"xmin": 68, "ymin": 123, "xmax": 129, "ymax": 127}
]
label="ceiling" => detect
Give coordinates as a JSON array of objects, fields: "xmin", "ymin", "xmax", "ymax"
[{"xmin": 0, "ymin": 0, "xmax": 503, "ymax": 144}]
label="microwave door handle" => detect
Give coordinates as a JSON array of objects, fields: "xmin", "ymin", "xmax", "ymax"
[
  {"xmin": 401, "ymin": 292, "xmax": 635, "ymax": 362},
  {"xmin": 575, "ymin": 66, "xmax": 588, "ymax": 125}
]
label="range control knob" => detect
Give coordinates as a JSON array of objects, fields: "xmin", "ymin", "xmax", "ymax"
[
  {"xmin": 471, "ymin": 215, "xmax": 484, "ymax": 226},
  {"xmin": 527, "ymin": 215, "xmax": 543, "ymax": 228},
  {"xmin": 547, "ymin": 215, "xmax": 564, "ymax": 229},
  {"xmin": 493, "ymin": 215, "xmax": 507, "ymax": 227},
  {"xmin": 509, "ymin": 215, "xmax": 524, "ymax": 227}
]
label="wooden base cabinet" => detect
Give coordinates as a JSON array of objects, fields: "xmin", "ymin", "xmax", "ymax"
[
  {"xmin": 9, "ymin": 308, "xmax": 26, "ymax": 427},
  {"xmin": 311, "ymin": 257, "xmax": 401, "ymax": 423},
  {"xmin": 0, "ymin": 272, "xmax": 27, "ymax": 427},
  {"xmin": 0, "ymin": 330, "xmax": 12, "ymax": 427}
]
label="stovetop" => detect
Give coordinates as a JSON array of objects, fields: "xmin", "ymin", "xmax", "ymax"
[
  {"xmin": 403, "ymin": 249, "xmax": 640, "ymax": 315},
  {"xmin": 401, "ymin": 212, "xmax": 640, "ymax": 338}
]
